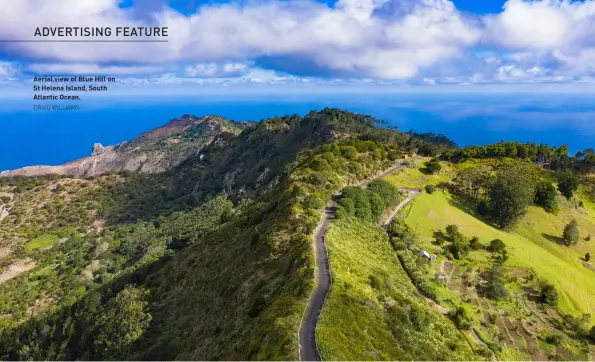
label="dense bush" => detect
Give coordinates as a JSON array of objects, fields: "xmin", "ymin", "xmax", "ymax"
[
  {"xmin": 485, "ymin": 266, "xmax": 508, "ymax": 300},
  {"xmin": 540, "ymin": 283, "xmax": 559, "ymax": 307},
  {"xmin": 451, "ymin": 305, "xmax": 473, "ymax": 330},
  {"xmin": 557, "ymin": 170, "xmax": 580, "ymax": 200},
  {"xmin": 563, "ymin": 219, "xmax": 579, "ymax": 246},
  {"xmin": 425, "ymin": 160, "xmax": 442, "ymax": 174},
  {"xmin": 398, "ymin": 250, "xmax": 438, "ymax": 300},
  {"xmin": 337, "ymin": 181, "xmax": 400, "ymax": 223},
  {"xmin": 535, "ymin": 181, "xmax": 558, "ymax": 213},
  {"xmin": 486, "ymin": 166, "xmax": 537, "ymax": 229}
]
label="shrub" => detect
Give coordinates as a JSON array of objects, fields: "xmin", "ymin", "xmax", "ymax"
[
  {"xmin": 486, "ymin": 266, "xmax": 507, "ymax": 300},
  {"xmin": 469, "ymin": 236, "xmax": 482, "ymax": 250},
  {"xmin": 488, "ymin": 239, "xmax": 506, "ymax": 253},
  {"xmin": 557, "ymin": 170, "xmax": 580, "ymax": 200},
  {"xmin": 586, "ymin": 234, "xmax": 591, "ymax": 241},
  {"xmin": 563, "ymin": 219, "xmax": 579, "ymax": 246},
  {"xmin": 451, "ymin": 305, "xmax": 473, "ymax": 330},
  {"xmin": 534, "ymin": 181, "xmax": 558, "ymax": 213},
  {"xmin": 545, "ymin": 333, "xmax": 563, "ymax": 345},
  {"xmin": 477, "ymin": 200, "xmax": 489, "ymax": 216},
  {"xmin": 425, "ymin": 161, "xmax": 442, "ymax": 174},
  {"xmin": 539, "ymin": 283, "xmax": 558, "ymax": 307},
  {"xmin": 367, "ymin": 180, "xmax": 401, "ymax": 208},
  {"xmin": 425, "ymin": 185, "xmax": 436, "ymax": 194}
]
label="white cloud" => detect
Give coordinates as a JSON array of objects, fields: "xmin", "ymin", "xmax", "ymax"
[
  {"xmin": 0, "ymin": 0, "xmax": 479, "ymax": 79},
  {"xmin": 482, "ymin": 0, "xmax": 595, "ymax": 79},
  {"xmin": 1, "ymin": 0, "xmax": 595, "ymax": 83},
  {"xmin": 0, "ymin": 62, "xmax": 19, "ymax": 79},
  {"xmin": 27, "ymin": 63, "xmax": 165, "ymax": 75},
  {"xmin": 185, "ymin": 62, "xmax": 249, "ymax": 77}
]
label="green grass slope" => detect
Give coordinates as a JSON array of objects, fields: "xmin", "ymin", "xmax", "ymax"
[
  {"xmin": 316, "ymin": 218, "xmax": 475, "ymax": 360},
  {"xmin": 404, "ymin": 189, "xmax": 595, "ymax": 320}
]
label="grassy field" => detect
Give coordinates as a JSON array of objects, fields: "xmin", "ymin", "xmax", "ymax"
[
  {"xmin": 316, "ymin": 217, "xmax": 475, "ymax": 361},
  {"xmin": 402, "ymin": 189, "xmax": 595, "ymax": 320},
  {"xmin": 384, "ymin": 158, "xmax": 453, "ymax": 189},
  {"xmin": 24, "ymin": 234, "xmax": 60, "ymax": 253}
]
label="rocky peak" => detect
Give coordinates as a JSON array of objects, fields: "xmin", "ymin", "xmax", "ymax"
[{"xmin": 91, "ymin": 143, "xmax": 105, "ymax": 156}]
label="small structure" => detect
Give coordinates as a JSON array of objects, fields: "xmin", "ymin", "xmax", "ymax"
[
  {"xmin": 401, "ymin": 154, "xmax": 410, "ymax": 160},
  {"xmin": 435, "ymin": 273, "xmax": 447, "ymax": 285},
  {"xmin": 418, "ymin": 250, "xmax": 437, "ymax": 262}
]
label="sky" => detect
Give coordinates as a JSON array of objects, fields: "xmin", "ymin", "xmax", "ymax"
[{"xmin": 1, "ymin": 0, "xmax": 595, "ymax": 92}]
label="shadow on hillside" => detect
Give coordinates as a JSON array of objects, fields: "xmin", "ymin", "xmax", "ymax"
[
  {"xmin": 0, "ymin": 253, "xmax": 173, "ymax": 361},
  {"xmin": 445, "ymin": 194, "xmax": 510, "ymax": 231},
  {"xmin": 541, "ymin": 233, "xmax": 566, "ymax": 246}
]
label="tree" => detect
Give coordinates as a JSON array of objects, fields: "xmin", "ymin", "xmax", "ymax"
[
  {"xmin": 425, "ymin": 160, "xmax": 442, "ymax": 174},
  {"xmin": 451, "ymin": 305, "xmax": 473, "ymax": 330},
  {"xmin": 540, "ymin": 283, "xmax": 558, "ymax": 307},
  {"xmin": 469, "ymin": 236, "xmax": 481, "ymax": 250},
  {"xmin": 425, "ymin": 184, "xmax": 436, "ymax": 194},
  {"xmin": 487, "ymin": 166, "xmax": 536, "ymax": 229},
  {"xmin": 486, "ymin": 266, "xmax": 507, "ymax": 300},
  {"xmin": 367, "ymin": 180, "xmax": 401, "ymax": 208},
  {"xmin": 585, "ymin": 252, "xmax": 591, "ymax": 262},
  {"xmin": 563, "ymin": 219, "xmax": 579, "ymax": 246},
  {"xmin": 488, "ymin": 239, "xmax": 506, "ymax": 253},
  {"xmin": 557, "ymin": 171, "xmax": 580, "ymax": 200},
  {"xmin": 534, "ymin": 181, "xmax": 558, "ymax": 213},
  {"xmin": 93, "ymin": 286, "xmax": 152, "ymax": 358}
]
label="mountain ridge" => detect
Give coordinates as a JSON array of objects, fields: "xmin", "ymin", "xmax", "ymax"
[{"xmin": 0, "ymin": 115, "xmax": 246, "ymax": 178}]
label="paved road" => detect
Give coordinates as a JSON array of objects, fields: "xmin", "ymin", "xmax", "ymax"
[
  {"xmin": 299, "ymin": 201, "xmax": 335, "ymax": 362},
  {"xmin": 299, "ymin": 162, "xmax": 408, "ymax": 361}
]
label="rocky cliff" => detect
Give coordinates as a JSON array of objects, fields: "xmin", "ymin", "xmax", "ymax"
[{"xmin": 0, "ymin": 115, "xmax": 244, "ymax": 178}]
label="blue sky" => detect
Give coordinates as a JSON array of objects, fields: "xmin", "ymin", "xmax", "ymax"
[{"xmin": 1, "ymin": 0, "xmax": 595, "ymax": 92}]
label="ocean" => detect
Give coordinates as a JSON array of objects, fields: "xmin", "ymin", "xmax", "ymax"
[{"xmin": 1, "ymin": 92, "xmax": 593, "ymax": 171}]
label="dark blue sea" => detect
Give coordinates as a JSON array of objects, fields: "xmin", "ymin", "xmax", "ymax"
[{"xmin": 1, "ymin": 92, "xmax": 593, "ymax": 171}]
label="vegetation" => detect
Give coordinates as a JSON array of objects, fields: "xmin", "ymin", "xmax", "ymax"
[
  {"xmin": 2, "ymin": 108, "xmax": 595, "ymax": 360},
  {"xmin": 317, "ymin": 218, "xmax": 474, "ymax": 360},
  {"xmin": 0, "ymin": 109, "xmax": 456, "ymax": 360},
  {"xmin": 486, "ymin": 165, "xmax": 537, "ymax": 229},
  {"xmin": 558, "ymin": 171, "xmax": 580, "ymax": 200},
  {"xmin": 540, "ymin": 283, "xmax": 559, "ymax": 308},
  {"xmin": 425, "ymin": 159, "xmax": 442, "ymax": 174},
  {"xmin": 563, "ymin": 218, "xmax": 579, "ymax": 246},
  {"xmin": 336, "ymin": 181, "xmax": 401, "ymax": 222},
  {"xmin": 534, "ymin": 180, "xmax": 558, "ymax": 213}
]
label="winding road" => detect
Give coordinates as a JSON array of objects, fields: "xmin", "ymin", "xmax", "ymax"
[{"xmin": 298, "ymin": 161, "xmax": 416, "ymax": 361}]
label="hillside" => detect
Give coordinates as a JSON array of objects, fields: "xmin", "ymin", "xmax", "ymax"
[
  {"xmin": 0, "ymin": 109, "xmax": 434, "ymax": 360},
  {"xmin": 1, "ymin": 109, "xmax": 594, "ymax": 361},
  {"xmin": 0, "ymin": 115, "xmax": 245, "ymax": 177},
  {"xmin": 384, "ymin": 158, "xmax": 595, "ymax": 360}
]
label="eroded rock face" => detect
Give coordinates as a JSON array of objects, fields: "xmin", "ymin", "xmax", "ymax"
[{"xmin": 0, "ymin": 115, "xmax": 241, "ymax": 178}]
